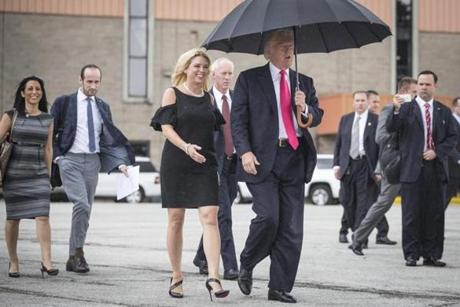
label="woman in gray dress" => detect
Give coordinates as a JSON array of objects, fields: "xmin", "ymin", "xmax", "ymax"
[{"xmin": 0, "ymin": 76, "xmax": 58, "ymax": 277}]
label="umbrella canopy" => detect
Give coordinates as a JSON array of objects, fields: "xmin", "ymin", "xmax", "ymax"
[{"xmin": 202, "ymin": 0, "xmax": 392, "ymax": 54}]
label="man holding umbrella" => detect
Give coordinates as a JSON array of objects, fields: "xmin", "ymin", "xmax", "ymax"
[{"xmin": 232, "ymin": 29, "xmax": 323, "ymax": 303}]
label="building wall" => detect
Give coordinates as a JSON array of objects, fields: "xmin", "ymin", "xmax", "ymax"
[
  {"xmin": 418, "ymin": 32, "xmax": 460, "ymax": 98},
  {"xmin": 0, "ymin": 13, "xmax": 155, "ymax": 161}
]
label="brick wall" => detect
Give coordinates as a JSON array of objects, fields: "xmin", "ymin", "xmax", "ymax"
[{"xmin": 419, "ymin": 32, "xmax": 460, "ymax": 98}]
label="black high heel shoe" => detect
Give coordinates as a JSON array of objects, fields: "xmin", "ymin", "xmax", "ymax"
[
  {"xmin": 168, "ymin": 277, "xmax": 184, "ymax": 298},
  {"xmin": 8, "ymin": 263, "xmax": 20, "ymax": 278},
  {"xmin": 205, "ymin": 278, "xmax": 230, "ymax": 301},
  {"xmin": 40, "ymin": 263, "xmax": 59, "ymax": 278}
]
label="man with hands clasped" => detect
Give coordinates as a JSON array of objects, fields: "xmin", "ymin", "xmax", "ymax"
[{"xmin": 387, "ymin": 70, "xmax": 457, "ymax": 267}]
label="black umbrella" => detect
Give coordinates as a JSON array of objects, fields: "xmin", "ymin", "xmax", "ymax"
[{"xmin": 202, "ymin": 0, "xmax": 392, "ymax": 127}]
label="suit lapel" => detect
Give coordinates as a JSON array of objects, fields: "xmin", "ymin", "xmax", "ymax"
[
  {"xmin": 70, "ymin": 92, "xmax": 78, "ymax": 128},
  {"xmin": 432, "ymin": 101, "xmax": 442, "ymax": 141},
  {"xmin": 412, "ymin": 101, "xmax": 424, "ymax": 129},
  {"xmin": 257, "ymin": 64, "xmax": 277, "ymax": 112},
  {"xmin": 363, "ymin": 113, "xmax": 373, "ymax": 141},
  {"xmin": 344, "ymin": 113, "xmax": 354, "ymax": 149},
  {"xmin": 289, "ymin": 69, "xmax": 298, "ymax": 112}
]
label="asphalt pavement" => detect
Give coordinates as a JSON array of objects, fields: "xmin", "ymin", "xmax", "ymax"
[{"xmin": 0, "ymin": 201, "xmax": 459, "ymax": 306}]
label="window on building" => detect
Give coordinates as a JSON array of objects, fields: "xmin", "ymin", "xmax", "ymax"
[
  {"xmin": 396, "ymin": 0, "xmax": 413, "ymax": 81},
  {"xmin": 124, "ymin": 0, "xmax": 152, "ymax": 101}
]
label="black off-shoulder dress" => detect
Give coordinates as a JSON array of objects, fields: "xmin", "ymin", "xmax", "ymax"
[{"xmin": 150, "ymin": 87, "xmax": 224, "ymax": 208}]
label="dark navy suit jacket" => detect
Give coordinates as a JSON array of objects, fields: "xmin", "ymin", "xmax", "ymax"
[
  {"xmin": 232, "ymin": 63, "xmax": 323, "ymax": 184},
  {"xmin": 51, "ymin": 92, "xmax": 135, "ymax": 173},
  {"xmin": 333, "ymin": 112, "xmax": 379, "ymax": 179},
  {"xmin": 386, "ymin": 99, "xmax": 458, "ymax": 183}
]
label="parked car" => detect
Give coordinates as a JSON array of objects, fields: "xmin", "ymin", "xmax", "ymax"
[
  {"xmin": 233, "ymin": 154, "xmax": 340, "ymax": 205},
  {"xmin": 305, "ymin": 154, "xmax": 340, "ymax": 205},
  {"xmin": 52, "ymin": 156, "xmax": 160, "ymax": 203}
]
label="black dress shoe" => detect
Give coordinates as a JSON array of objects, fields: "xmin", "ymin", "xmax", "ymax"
[
  {"xmin": 268, "ymin": 289, "xmax": 297, "ymax": 303},
  {"xmin": 423, "ymin": 257, "xmax": 446, "ymax": 267},
  {"xmin": 339, "ymin": 234, "xmax": 349, "ymax": 243},
  {"xmin": 66, "ymin": 255, "xmax": 90, "ymax": 273},
  {"xmin": 223, "ymin": 269, "xmax": 239, "ymax": 280},
  {"xmin": 192, "ymin": 255, "xmax": 208, "ymax": 275},
  {"xmin": 376, "ymin": 237, "xmax": 397, "ymax": 245},
  {"xmin": 348, "ymin": 244, "xmax": 364, "ymax": 256},
  {"xmin": 405, "ymin": 257, "xmax": 417, "ymax": 267},
  {"xmin": 237, "ymin": 268, "xmax": 253, "ymax": 295}
]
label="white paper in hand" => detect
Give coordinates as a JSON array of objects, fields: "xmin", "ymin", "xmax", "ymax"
[{"xmin": 116, "ymin": 165, "xmax": 140, "ymax": 200}]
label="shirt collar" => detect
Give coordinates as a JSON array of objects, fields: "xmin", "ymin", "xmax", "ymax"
[
  {"xmin": 355, "ymin": 110, "xmax": 368, "ymax": 120},
  {"xmin": 416, "ymin": 96, "xmax": 434, "ymax": 108},
  {"xmin": 269, "ymin": 62, "xmax": 290, "ymax": 82},
  {"xmin": 212, "ymin": 86, "xmax": 230, "ymax": 102},
  {"xmin": 453, "ymin": 112, "xmax": 460, "ymax": 124},
  {"xmin": 78, "ymin": 88, "xmax": 95, "ymax": 103}
]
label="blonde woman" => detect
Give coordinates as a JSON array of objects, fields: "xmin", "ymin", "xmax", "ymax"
[{"xmin": 150, "ymin": 48, "xmax": 229, "ymax": 301}]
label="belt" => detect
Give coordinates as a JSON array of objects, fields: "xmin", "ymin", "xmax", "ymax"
[
  {"xmin": 12, "ymin": 141, "xmax": 44, "ymax": 148},
  {"xmin": 225, "ymin": 154, "xmax": 236, "ymax": 160},
  {"xmin": 277, "ymin": 138, "xmax": 289, "ymax": 147},
  {"xmin": 350, "ymin": 155, "xmax": 366, "ymax": 160}
]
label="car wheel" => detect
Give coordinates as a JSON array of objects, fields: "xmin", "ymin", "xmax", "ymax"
[
  {"xmin": 125, "ymin": 186, "xmax": 145, "ymax": 204},
  {"xmin": 309, "ymin": 184, "xmax": 332, "ymax": 206}
]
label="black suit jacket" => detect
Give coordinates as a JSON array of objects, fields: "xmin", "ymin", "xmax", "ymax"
[
  {"xmin": 232, "ymin": 63, "xmax": 323, "ymax": 184},
  {"xmin": 387, "ymin": 99, "xmax": 458, "ymax": 183},
  {"xmin": 210, "ymin": 88, "xmax": 234, "ymax": 175},
  {"xmin": 333, "ymin": 112, "xmax": 379, "ymax": 179},
  {"xmin": 447, "ymin": 118, "xmax": 460, "ymax": 180},
  {"xmin": 51, "ymin": 92, "xmax": 135, "ymax": 173}
]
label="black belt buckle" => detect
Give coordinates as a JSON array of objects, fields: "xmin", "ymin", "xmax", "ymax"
[
  {"xmin": 226, "ymin": 154, "xmax": 234, "ymax": 160},
  {"xmin": 355, "ymin": 155, "xmax": 365, "ymax": 160},
  {"xmin": 278, "ymin": 138, "xmax": 288, "ymax": 147}
]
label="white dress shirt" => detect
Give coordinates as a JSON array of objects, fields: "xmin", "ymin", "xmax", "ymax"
[
  {"xmin": 453, "ymin": 112, "xmax": 460, "ymax": 125},
  {"xmin": 213, "ymin": 86, "xmax": 231, "ymax": 114},
  {"xmin": 213, "ymin": 86, "xmax": 236, "ymax": 153},
  {"xmin": 416, "ymin": 96, "xmax": 434, "ymax": 152},
  {"xmin": 353, "ymin": 110, "xmax": 369, "ymax": 156},
  {"xmin": 269, "ymin": 62, "xmax": 302, "ymax": 138},
  {"xmin": 69, "ymin": 89, "xmax": 103, "ymax": 154}
]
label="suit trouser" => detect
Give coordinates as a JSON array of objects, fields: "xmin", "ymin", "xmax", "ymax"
[
  {"xmin": 401, "ymin": 160, "xmax": 445, "ymax": 260},
  {"xmin": 240, "ymin": 145, "xmax": 305, "ymax": 292},
  {"xmin": 339, "ymin": 209, "xmax": 389, "ymax": 238},
  {"xmin": 353, "ymin": 177, "xmax": 400, "ymax": 244},
  {"xmin": 340, "ymin": 159, "xmax": 378, "ymax": 231},
  {"xmin": 445, "ymin": 177, "xmax": 460, "ymax": 210},
  {"xmin": 196, "ymin": 156, "xmax": 238, "ymax": 271},
  {"xmin": 58, "ymin": 153, "xmax": 100, "ymax": 256}
]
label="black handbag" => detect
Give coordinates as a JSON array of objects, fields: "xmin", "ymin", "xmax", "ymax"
[
  {"xmin": 50, "ymin": 96, "xmax": 69, "ymax": 188},
  {"xmin": 380, "ymin": 133, "xmax": 401, "ymax": 184},
  {"xmin": 0, "ymin": 110, "xmax": 18, "ymax": 186}
]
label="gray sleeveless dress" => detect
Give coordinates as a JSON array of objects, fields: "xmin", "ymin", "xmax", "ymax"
[{"xmin": 3, "ymin": 111, "xmax": 54, "ymax": 220}]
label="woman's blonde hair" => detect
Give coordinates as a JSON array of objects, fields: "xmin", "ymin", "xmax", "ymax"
[{"xmin": 171, "ymin": 48, "xmax": 211, "ymax": 90}]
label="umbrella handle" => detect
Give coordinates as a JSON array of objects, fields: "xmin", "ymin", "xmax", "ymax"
[{"xmin": 296, "ymin": 105, "xmax": 312, "ymax": 128}]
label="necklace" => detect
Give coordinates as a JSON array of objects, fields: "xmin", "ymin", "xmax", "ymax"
[{"xmin": 183, "ymin": 83, "xmax": 204, "ymax": 97}]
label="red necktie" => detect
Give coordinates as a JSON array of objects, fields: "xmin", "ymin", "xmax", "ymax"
[
  {"xmin": 424, "ymin": 102, "xmax": 434, "ymax": 150},
  {"xmin": 221, "ymin": 95, "xmax": 234, "ymax": 156},
  {"xmin": 280, "ymin": 70, "xmax": 299, "ymax": 150}
]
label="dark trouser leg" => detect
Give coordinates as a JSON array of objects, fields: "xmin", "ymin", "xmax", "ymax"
[
  {"xmin": 354, "ymin": 177, "xmax": 400, "ymax": 244},
  {"xmin": 401, "ymin": 178, "xmax": 422, "ymax": 260},
  {"xmin": 339, "ymin": 210, "xmax": 349, "ymax": 235},
  {"xmin": 420, "ymin": 161, "xmax": 445, "ymax": 259},
  {"xmin": 240, "ymin": 178, "xmax": 280, "ymax": 271},
  {"xmin": 218, "ymin": 160, "xmax": 238, "ymax": 271},
  {"xmin": 376, "ymin": 216, "xmax": 389, "ymax": 238},
  {"xmin": 445, "ymin": 177, "xmax": 460, "ymax": 210},
  {"xmin": 195, "ymin": 158, "xmax": 238, "ymax": 271}
]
